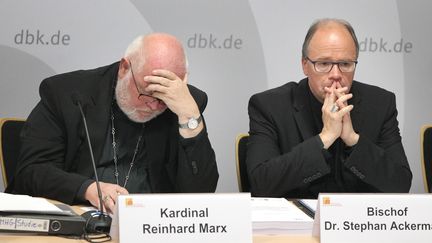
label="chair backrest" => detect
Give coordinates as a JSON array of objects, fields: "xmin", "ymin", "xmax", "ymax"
[
  {"xmin": 0, "ymin": 118, "xmax": 25, "ymax": 188},
  {"xmin": 235, "ymin": 133, "xmax": 250, "ymax": 192},
  {"xmin": 421, "ymin": 125, "xmax": 432, "ymax": 193}
]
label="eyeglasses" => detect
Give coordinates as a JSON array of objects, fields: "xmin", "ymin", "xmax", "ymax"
[
  {"xmin": 305, "ymin": 56, "xmax": 358, "ymax": 73},
  {"xmin": 128, "ymin": 60, "xmax": 162, "ymax": 105},
  {"xmin": 128, "ymin": 60, "xmax": 149, "ymax": 99}
]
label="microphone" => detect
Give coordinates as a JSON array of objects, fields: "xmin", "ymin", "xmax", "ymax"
[{"xmin": 71, "ymin": 92, "xmax": 112, "ymax": 234}]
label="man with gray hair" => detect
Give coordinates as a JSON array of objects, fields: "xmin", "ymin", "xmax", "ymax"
[
  {"xmin": 9, "ymin": 33, "xmax": 219, "ymax": 213},
  {"xmin": 247, "ymin": 18, "xmax": 412, "ymax": 198}
]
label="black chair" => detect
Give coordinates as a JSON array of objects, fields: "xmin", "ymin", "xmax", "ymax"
[
  {"xmin": 235, "ymin": 133, "xmax": 250, "ymax": 192},
  {"xmin": 0, "ymin": 118, "xmax": 25, "ymax": 189},
  {"xmin": 421, "ymin": 125, "xmax": 432, "ymax": 193}
]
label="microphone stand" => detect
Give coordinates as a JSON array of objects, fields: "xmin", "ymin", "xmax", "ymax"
[{"xmin": 73, "ymin": 93, "xmax": 112, "ymax": 234}]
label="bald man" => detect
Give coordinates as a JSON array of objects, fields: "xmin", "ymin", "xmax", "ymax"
[
  {"xmin": 9, "ymin": 33, "xmax": 219, "ymax": 213},
  {"xmin": 247, "ymin": 19, "xmax": 412, "ymax": 198}
]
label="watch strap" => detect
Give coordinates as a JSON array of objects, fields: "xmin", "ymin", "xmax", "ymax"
[{"xmin": 179, "ymin": 115, "xmax": 202, "ymax": 129}]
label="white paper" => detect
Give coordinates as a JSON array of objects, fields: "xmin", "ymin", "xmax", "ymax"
[
  {"xmin": 0, "ymin": 192, "xmax": 68, "ymax": 215},
  {"xmin": 251, "ymin": 197, "xmax": 313, "ymax": 234}
]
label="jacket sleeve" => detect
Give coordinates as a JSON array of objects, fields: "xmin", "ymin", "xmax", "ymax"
[
  {"xmin": 173, "ymin": 86, "xmax": 219, "ymax": 192},
  {"xmin": 343, "ymin": 93, "xmax": 412, "ymax": 192},
  {"xmin": 246, "ymin": 94, "xmax": 330, "ymax": 197},
  {"xmin": 12, "ymin": 79, "xmax": 89, "ymax": 204}
]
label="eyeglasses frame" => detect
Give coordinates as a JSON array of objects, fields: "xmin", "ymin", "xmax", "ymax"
[{"xmin": 305, "ymin": 56, "xmax": 358, "ymax": 73}]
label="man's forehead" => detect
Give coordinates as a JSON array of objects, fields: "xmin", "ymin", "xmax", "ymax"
[
  {"xmin": 308, "ymin": 27, "xmax": 356, "ymax": 56},
  {"xmin": 138, "ymin": 38, "xmax": 186, "ymax": 76}
]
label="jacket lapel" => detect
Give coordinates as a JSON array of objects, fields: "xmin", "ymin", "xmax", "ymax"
[
  {"xmin": 85, "ymin": 63, "xmax": 119, "ymax": 165},
  {"xmin": 349, "ymin": 81, "xmax": 363, "ymax": 133},
  {"xmin": 293, "ymin": 78, "xmax": 316, "ymax": 140}
]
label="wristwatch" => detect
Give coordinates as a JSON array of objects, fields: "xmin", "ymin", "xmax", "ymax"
[{"xmin": 179, "ymin": 115, "xmax": 202, "ymax": 130}]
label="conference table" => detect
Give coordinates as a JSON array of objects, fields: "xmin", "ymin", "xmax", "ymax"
[
  {"xmin": 0, "ymin": 233, "xmax": 319, "ymax": 242},
  {"xmin": 0, "ymin": 202, "xmax": 319, "ymax": 243}
]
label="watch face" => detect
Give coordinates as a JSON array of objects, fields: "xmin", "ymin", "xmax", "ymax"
[{"xmin": 188, "ymin": 118, "xmax": 199, "ymax": 129}]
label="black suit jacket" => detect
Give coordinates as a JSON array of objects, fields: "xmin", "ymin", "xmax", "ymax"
[
  {"xmin": 8, "ymin": 62, "xmax": 218, "ymax": 204},
  {"xmin": 247, "ymin": 78, "xmax": 412, "ymax": 198}
]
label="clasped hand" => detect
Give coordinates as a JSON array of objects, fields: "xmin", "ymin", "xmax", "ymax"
[{"xmin": 319, "ymin": 82, "xmax": 359, "ymax": 149}]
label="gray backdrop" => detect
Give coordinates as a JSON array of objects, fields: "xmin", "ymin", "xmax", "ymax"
[{"xmin": 1, "ymin": 0, "xmax": 431, "ymax": 194}]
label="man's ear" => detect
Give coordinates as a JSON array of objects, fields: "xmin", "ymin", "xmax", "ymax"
[
  {"xmin": 301, "ymin": 57, "xmax": 309, "ymax": 76},
  {"xmin": 118, "ymin": 58, "xmax": 130, "ymax": 79}
]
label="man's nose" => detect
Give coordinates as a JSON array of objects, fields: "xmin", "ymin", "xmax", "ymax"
[{"xmin": 328, "ymin": 64, "xmax": 342, "ymax": 80}]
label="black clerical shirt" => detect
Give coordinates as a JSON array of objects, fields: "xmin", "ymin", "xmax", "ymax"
[
  {"xmin": 75, "ymin": 103, "xmax": 151, "ymax": 203},
  {"xmin": 96, "ymin": 102, "xmax": 152, "ymax": 193}
]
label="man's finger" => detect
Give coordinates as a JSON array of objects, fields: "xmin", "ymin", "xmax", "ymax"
[
  {"xmin": 183, "ymin": 72, "xmax": 189, "ymax": 84},
  {"xmin": 151, "ymin": 69, "xmax": 177, "ymax": 80}
]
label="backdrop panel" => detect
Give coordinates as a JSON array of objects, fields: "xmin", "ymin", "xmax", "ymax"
[{"xmin": 0, "ymin": 0, "xmax": 430, "ymax": 193}]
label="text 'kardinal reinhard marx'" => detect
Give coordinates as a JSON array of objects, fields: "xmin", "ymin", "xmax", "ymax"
[{"xmin": 143, "ymin": 207, "xmax": 228, "ymax": 234}]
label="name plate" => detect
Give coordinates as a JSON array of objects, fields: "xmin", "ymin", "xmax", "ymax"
[
  {"xmin": 314, "ymin": 194, "xmax": 432, "ymax": 243},
  {"xmin": 117, "ymin": 193, "xmax": 252, "ymax": 243}
]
